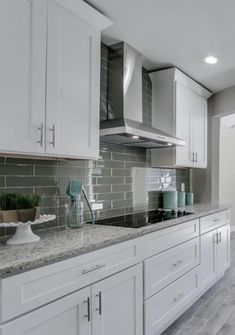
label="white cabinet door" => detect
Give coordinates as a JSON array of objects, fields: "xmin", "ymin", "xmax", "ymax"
[
  {"xmin": 46, "ymin": 0, "xmax": 100, "ymax": 159},
  {"xmin": 192, "ymin": 94, "xmax": 207, "ymax": 168},
  {"xmin": 0, "ymin": 0, "xmax": 47, "ymax": 155},
  {"xmin": 151, "ymin": 68, "xmax": 209, "ymax": 169},
  {"xmin": 200, "ymin": 224, "xmax": 230, "ymax": 291},
  {"xmin": 175, "ymin": 82, "xmax": 194, "ymax": 167},
  {"xmin": 0, "ymin": 287, "xmax": 91, "ymax": 335},
  {"xmin": 200, "ymin": 230, "xmax": 217, "ymax": 289},
  {"xmin": 92, "ymin": 264, "xmax": 143, "ymax": 335},
  {"xmin": 216, "ymin": 224, "xmax": 230, "ymax": 275}
]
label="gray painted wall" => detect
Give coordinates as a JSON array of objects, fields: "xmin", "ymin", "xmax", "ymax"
[
  {"xmin": 192, "ymin": 84, "xmax": 235, "ymax": 211},
  {"xmin": 212, "ymin": 86, "xmax": 235, "ymax": 117},
  {"xmin": 219, "ymin": 122, "xmax": 235, "ymax": 220}
]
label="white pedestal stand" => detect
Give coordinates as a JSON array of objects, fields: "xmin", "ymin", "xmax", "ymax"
[{"xmin": 0, "ymin": 214, "xmax": 56, "ymax": 245}]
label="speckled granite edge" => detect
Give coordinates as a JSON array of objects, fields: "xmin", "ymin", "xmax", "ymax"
[
  {"xmin": 0, "ymin": 226, "xmax": 140, "ymax": 279},
  {"xmin": 0, "ymin": 204, "xmax": 230, "ymax": 278}
]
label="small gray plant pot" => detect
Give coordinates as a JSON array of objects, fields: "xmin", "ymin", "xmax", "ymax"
[
  {"xmin": 17, "ymin": 208, "xmax": 36, "ymax": 223},
  {"xmin": 1, "ymin": 210, "xmax": 18, "ymax": 223}
]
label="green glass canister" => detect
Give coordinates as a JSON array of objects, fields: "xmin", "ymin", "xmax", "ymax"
[
  {"xmin": 186, "ymin": 192, "xmax": 194, "ymax": 205},
  {"xmin": 163, "ymin": 191, "xmax": 178, "ymax": 209},
  {"xmin": 178, "ymin": 192, "xmax": 186, "ymax": 207}
]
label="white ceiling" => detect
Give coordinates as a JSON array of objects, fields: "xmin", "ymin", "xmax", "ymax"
[{"xmin": 87, "ymin": 0, "xmax": 235, "ymax": 93}]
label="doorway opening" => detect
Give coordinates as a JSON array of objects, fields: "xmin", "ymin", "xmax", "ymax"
[{"xmin": 219, "ymin": 114, "xmax": 235, "ymax": 227}]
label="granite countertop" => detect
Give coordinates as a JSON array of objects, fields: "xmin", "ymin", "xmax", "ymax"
[{"xmin": 0, "ymin": 203, "xmax": 229, "ymax": 279}]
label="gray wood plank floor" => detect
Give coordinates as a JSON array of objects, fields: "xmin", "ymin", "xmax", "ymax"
[{"xmin": 161, "ymin": 232, "xmax": 235, "ymax": 335}]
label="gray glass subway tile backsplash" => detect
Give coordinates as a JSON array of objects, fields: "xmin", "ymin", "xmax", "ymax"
[
  {"xmin": 0, "ymin": 143, "xmax": 189, "ymax": 236},
  {"xmin": 0, "ymin": 43, "xmax": 190, "ymax": 236}
]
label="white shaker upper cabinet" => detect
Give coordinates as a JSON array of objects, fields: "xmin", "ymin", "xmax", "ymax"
[
  {"xmin": 150, "ymin": 68, "xmax": 211, "ymax": 169},
  {"xmin": 176, "ymin": 83, "xmax": 207, "ymax": 168},
  {"xmin": 191, "ymin": 93, "xmax": 208, "ymax": 168},
  {"xmin": 46, "ymin": 0, "xmax": 101, "ymax": 159},
  {"xmin": 175, "ymin": 82, "xmax": 194, "ymax": 167},
  {"xmin": 0, "ymin": 0, "xmax": 47, "ymax": 155},
  {"xmin": 0, "ymin": 0, "xmax": 112, "ymax": 159}
]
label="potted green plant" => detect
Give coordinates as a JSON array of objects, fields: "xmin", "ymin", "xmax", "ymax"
[
  {"xmin": 16, "ymin": 194, "xmax": 41, "ymax": 223},
  {"xmin": 0, "ymin": 193, "xmax": 18, "ymax": 223}
]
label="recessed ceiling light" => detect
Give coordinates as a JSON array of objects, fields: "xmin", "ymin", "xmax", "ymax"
[
  {"xmin": 204, "ymin": 56, "xmax": 218, "ymax": 64},
  {"xmin": 132, "ymin": 135, "xmax": 139, "ymax": 139}
]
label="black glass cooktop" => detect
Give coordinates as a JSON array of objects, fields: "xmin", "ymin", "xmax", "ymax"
[{"xmin": 94, "ymin": 209, "xmax": 194, "ymax": 229}]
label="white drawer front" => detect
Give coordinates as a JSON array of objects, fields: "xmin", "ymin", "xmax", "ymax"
[
  {"xmin": 144, "ymin": 268, "xmax": 199, "ymax": 335},
  {"xmin": 144, "ymin": 237, "xmax": 199, "ymax": 299},
  {"xmin": 200, "ymin": 210, "xmax": 230, "ymax": 234},
  {"xmin": 0, "ymin": 238, "xmax": 143, "ymax": 323},
  {"xmin": 143, "ymin": 219, "xmax": 199, "ymax": 258}
]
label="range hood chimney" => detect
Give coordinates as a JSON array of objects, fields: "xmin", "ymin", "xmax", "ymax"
[{"xmin": 100, "ymin": 42, "xmax": 185, "ymax": 148}]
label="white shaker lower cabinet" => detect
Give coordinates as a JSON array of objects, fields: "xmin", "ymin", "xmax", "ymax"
[
  {"xmin": 200, "ymin": 229, "xmax": 217, "ymax": 288},
  {"xmin": 217, "ymin": 224, "xmax": 230, "ymax": 274},
  {"xmin": 200, "ymin": 223, "xmax": 230, "ymax": 290},
  {"xmin": 0, "ymin": 264, "xmax": 143, "ymax": 335},
  {"xmin": 0, "ymin": 287, "xmax": 91, "ymax": 335},
  {"xmin": 0, "ymin": 211, "xmax": 231, "ymax": 335},
  {"xmin": 144, "ymin": 237, "xmax": 200, "ymax": 299},
  {"xmin": 92, "ymin": 264, "xmax": 143, "ymax": 335},
  {"xmin": 144, "ymin": 268, "xmax": 199, "ymax": 335}
]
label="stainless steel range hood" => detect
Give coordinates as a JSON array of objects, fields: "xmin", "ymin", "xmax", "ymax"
[{"xmin": 100, "ymin": 42, "xmax": 185, "ymax": 148}]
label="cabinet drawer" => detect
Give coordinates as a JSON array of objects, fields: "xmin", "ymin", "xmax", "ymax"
[
  {"xmin": 144, "ymin": 268, "xmax": 199, "ymax": 335},
  {"xmin": 0, "ymin": 238, "xmax": 143, "ymax": 323},
  {"xmin": 200, "ymin": 210, "xmax": 230, "ymax": 234},
  {"xmin": 144, "ymin": 237, "xmax": 199, "ymax": 299},
  {"xmin": 143, "ymin": 219, "xmax": 199, "ymax": 258}
]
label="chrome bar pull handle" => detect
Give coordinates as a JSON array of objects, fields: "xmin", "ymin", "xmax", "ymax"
[
  {"xmin": 190, "ymin": 152, "xmax": 195, "ymax": 162},
  {"xmin": 49, "ymin": 125, "xmax": 56, "ymax": 147},
  {"xmin": 213, "ymin": 233, "xmax": 218, "ymax": 244},
  {"xmin": 82, "ymin": 264, "xmax": 105, "ymax": 275},
  {"xmin": 37, "ymin": 123, "xmax": 44, "ymax": 147},
  {"xmin": 173, "ymin": 293, "xmax": 184, "ymax": 302},
  {"xmin": 218, "ymin": 232, "xmax": 222, "ymax": 243},
  {"xmin": 195, "ymin": 152, "xmax": 198, "ymax": 163},
  {"xmin": 84, "ymin": 297, "xmax": 91, "ymax": 322},
  {"xmin": 173, "ymin": 260, "xmax": 183, "ymax": 267},
  {"xmin": 96, "ymin": 291, "xmax": 102, "ymax": 315}
]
